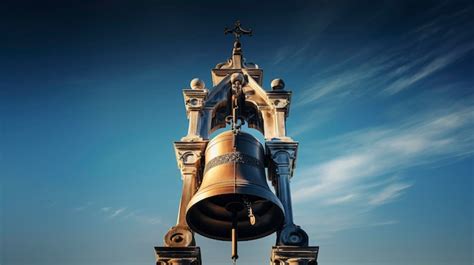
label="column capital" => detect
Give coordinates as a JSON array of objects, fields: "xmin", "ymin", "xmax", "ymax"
[
  {"xmin": 266, "ymin": 141, "xmax": 298, "ymax": 160},
  {"xmin": 267, "ymin": 90, "xmax": 292, "ymax": 117},
  {"xmin": 182, "ymin": 89, "xmax": 208, "ymax": 141},
  {"xmin": 183, "ymin": 89, "xmax": 208, "ymax": 115},
  {"xmin": 174, "ymin": 141, "xmax": 208, "ymax": 180},
  {"xmin": 266, "ymin": 141, "xmax": 298, "ymax": 180}
]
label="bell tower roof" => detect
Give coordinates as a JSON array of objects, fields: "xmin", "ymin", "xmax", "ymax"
[{"xmin": 211, "ymin": 21, "xmax": 263, "ymax": 86}]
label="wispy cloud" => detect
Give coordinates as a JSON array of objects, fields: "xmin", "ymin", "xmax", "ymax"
[
  {"xmin": 291, "ymin": 100, "xmax": 473, "ymax": 237},
  {"xmin": 294, "ymin": 5, "xmax": 473, "ymax": 106},
  {"xmin": 123, "ymin": 210, "xmax": 162, "ymax": 225},
  {"xmin": 369, "ymin": 182, "xmax": 412, "ymax": 205},
  {"xmin": 297, "ymin": 50, "xmax": 394, "ymax": 105},
  {"xmin": 294, "ymin": 102, "xmax": 473, "ymax": 203},
  {"xmin": 73, "ymin": 204, "xmax": 163, "ymax": 225},
  {"xmin": 295, "ymin": 204, "xmax": 401, "ymax": 240},
  {"xmin": 382, "ymin": 43, "xmax": 473, "ymax": 95},
  {"xmin": 290, "ymin": 106, "xmax": 337, "ymax": 137},
  {"xmin": 324, "ymin": 193, "xmax": 358, "ymax": 205},
  {"xmin": 109, "ymin": 207, "xmax": 127, "ymax": 218},
  {"xmin": 271, "ymin": 3, "xmax": 343, "ymax": 67},
  {"xmin": 73, "ymin": 201, "xmax": 93, "ymax": 212},
  {"xmin": 272, "ymin": 3, "xmax": 473, "ymax": 241}
]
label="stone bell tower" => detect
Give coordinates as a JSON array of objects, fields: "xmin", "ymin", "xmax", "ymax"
[{"xmin": 155, "ymin": 21, "xmax": 319, "ymax": 265}]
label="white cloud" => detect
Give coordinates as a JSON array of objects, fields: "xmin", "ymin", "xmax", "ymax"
[
  {"xmin": 294, "ymin": 103, "xmax": 473, "ymax": 203},
  {"xmin": 271, "ymin": 3, "xmax": 342, "ymax": 67},
  {"xmin": 134, "ymin": 215, "xmax": 162, "ymax": 225},
  {"xmin": 73, "ymin": 202, "xmax": 93, "ymax": 212},
  {"xmin": 109, "ymin": 207, "xmax": 126, "ymax": 218},
  {"xmin": 121, "ymin": 209, "xmax": 162, "ymax": 225},
  {"xmin": 369, "ymin": 182, "xmax": 412, "ymax": 205},
  {"xmin": 382, "ymin": 44, "xmax": 474, "ymax": 95},
  {"xmin": 290, "ymin": 102, "xmax": 473, "ymax": 238},
  {"xmin": 297, "ymin": 54, "xmax": 391, "ymax": 105},
  {"xmin": 98, "ymin": 206, "xmax": 162, "ymax": 225},
  {"xmin": 294, "ymin": 8, "xmax": 473, "ymax": 106},
  {"xmin": 324, "ymin": 194, "xmax": 358, "ymax": 205},
  {"xmin": 72, "ymin": 204, "xmax": 161, "ymax": 225}
]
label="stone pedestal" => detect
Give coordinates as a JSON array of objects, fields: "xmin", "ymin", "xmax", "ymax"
[
  {"xmin": 155, "ymin": 247, "xmax": 202, "ymax": 265},
  {"xmin": 270, "ymin": 246, "xmax": 319, "ymax": 265}
]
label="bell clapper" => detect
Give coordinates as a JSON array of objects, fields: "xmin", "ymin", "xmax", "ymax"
[
  {"xmin": 249, "ymin": 208, "xmax": 256, "ymax": 226},
  {"xmin": 225, "ymin": 202, "xmax": 243, "ymax": 264},
  {"xmin": 243, "ymin": 197, "xmax": 256, "ymax": 226},
  {"xmin": 231, "ymin": 209, "xmax": 239, "ymax": 264}
]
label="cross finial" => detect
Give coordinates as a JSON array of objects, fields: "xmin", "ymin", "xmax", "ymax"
[{"xmin": 224, "ymin": 20, "xmax": 252, "ymax": 41}]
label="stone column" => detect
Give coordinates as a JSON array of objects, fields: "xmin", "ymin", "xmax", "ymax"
[
  {"xmin": 267, "ymin": 79, "xmax": 293, "ymax": 141},
  {"xmin": 161, "ymin": 79, "xmax": 209, "ymax": 250},
  {"xmin": 270, "ymin": 246, "xmax": 319, "ymax": 265},
  {"xmin": 163, "ymin": 141, "xmax": 207, "ymax": 247},
  {"xmin": 181, "ymin": 80, "xmax": 208, "ymax": 142},
  {"xmin": 266, "ymin": 141, "xmax": 309, "ymax": 246},
  {"xmin": 155, "ymin": 247, "xmax": 201, "ymax": 265}
]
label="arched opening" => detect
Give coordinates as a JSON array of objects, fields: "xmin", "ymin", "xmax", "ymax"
[
  {"xmin": 242, "ymin": 101, "xmax": 264, "ymax": 135},
  {"xmin": 208, "ymin": 100, "xmax": 264, "ymax": 137}
]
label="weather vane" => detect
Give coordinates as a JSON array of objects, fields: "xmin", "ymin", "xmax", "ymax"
[{"xmin": 224, "ymin": 20, "xmax": 252, "ymax": 41}]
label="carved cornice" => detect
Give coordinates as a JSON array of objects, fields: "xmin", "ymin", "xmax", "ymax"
[
  {"xmin": 155, "ymin": 246, "xmax": 202, "ymax": 265},
  {"xmin": 211, "ymin": 68, "xmax": 263, "ymax": 86},
  {"xmin": 183, "ymin": 89, "xmax": 208, "ymax": 115},
  {"xmin": 270, "ymin": 246, "xmax": 319, "ymax": 265}
]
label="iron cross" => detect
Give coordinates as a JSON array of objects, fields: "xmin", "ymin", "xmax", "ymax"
[{"xmin": 224, "ymin": 21, "xmax": 252, "ymax": 41}]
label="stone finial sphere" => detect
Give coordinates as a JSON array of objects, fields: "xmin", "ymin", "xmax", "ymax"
[
  {"xmin": 271, "ymin": 78, "xmax": 285, "ymax": 90},
  {"xmin": 190, "ymin": 78, "xmax": 205, "ymax": 89}
]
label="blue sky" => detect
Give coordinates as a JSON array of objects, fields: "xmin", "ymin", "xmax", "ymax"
[{"xmin": 1, "ymin": 1, "xmax": 473, "ymax": 265}]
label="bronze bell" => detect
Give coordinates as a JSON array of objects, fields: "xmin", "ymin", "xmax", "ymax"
[{"xmin": 185, "ymin": 130, "xmax": 285, "ymax": 242}]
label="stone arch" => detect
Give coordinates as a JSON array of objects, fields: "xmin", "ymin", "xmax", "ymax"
[
  {"xmin": 209, "ymin": 100, "xmax": 228, "ymax": 135},
  {"xmin": 199, "ymin": 73, "xmax": 279, "ymax": 140}
]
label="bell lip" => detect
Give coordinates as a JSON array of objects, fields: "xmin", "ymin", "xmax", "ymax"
[{"xmin": 185, "ymin": 185, "xmax": 285, "ymax": 241}]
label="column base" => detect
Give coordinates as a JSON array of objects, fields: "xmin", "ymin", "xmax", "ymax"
[
  {"xmin": 270, "ymin": 246, "xmax": 319, "ymax": 265},
  {"xmin": 164, "ymin": 226, "xmax": 195, "ymax": 247},
  {"xmin": 277, "ymin": 224, "xmax": 309, "ymax": 246},
  {"xmin": 155, "ymin": 246, "xmax": 201, "ymax": 265}
]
